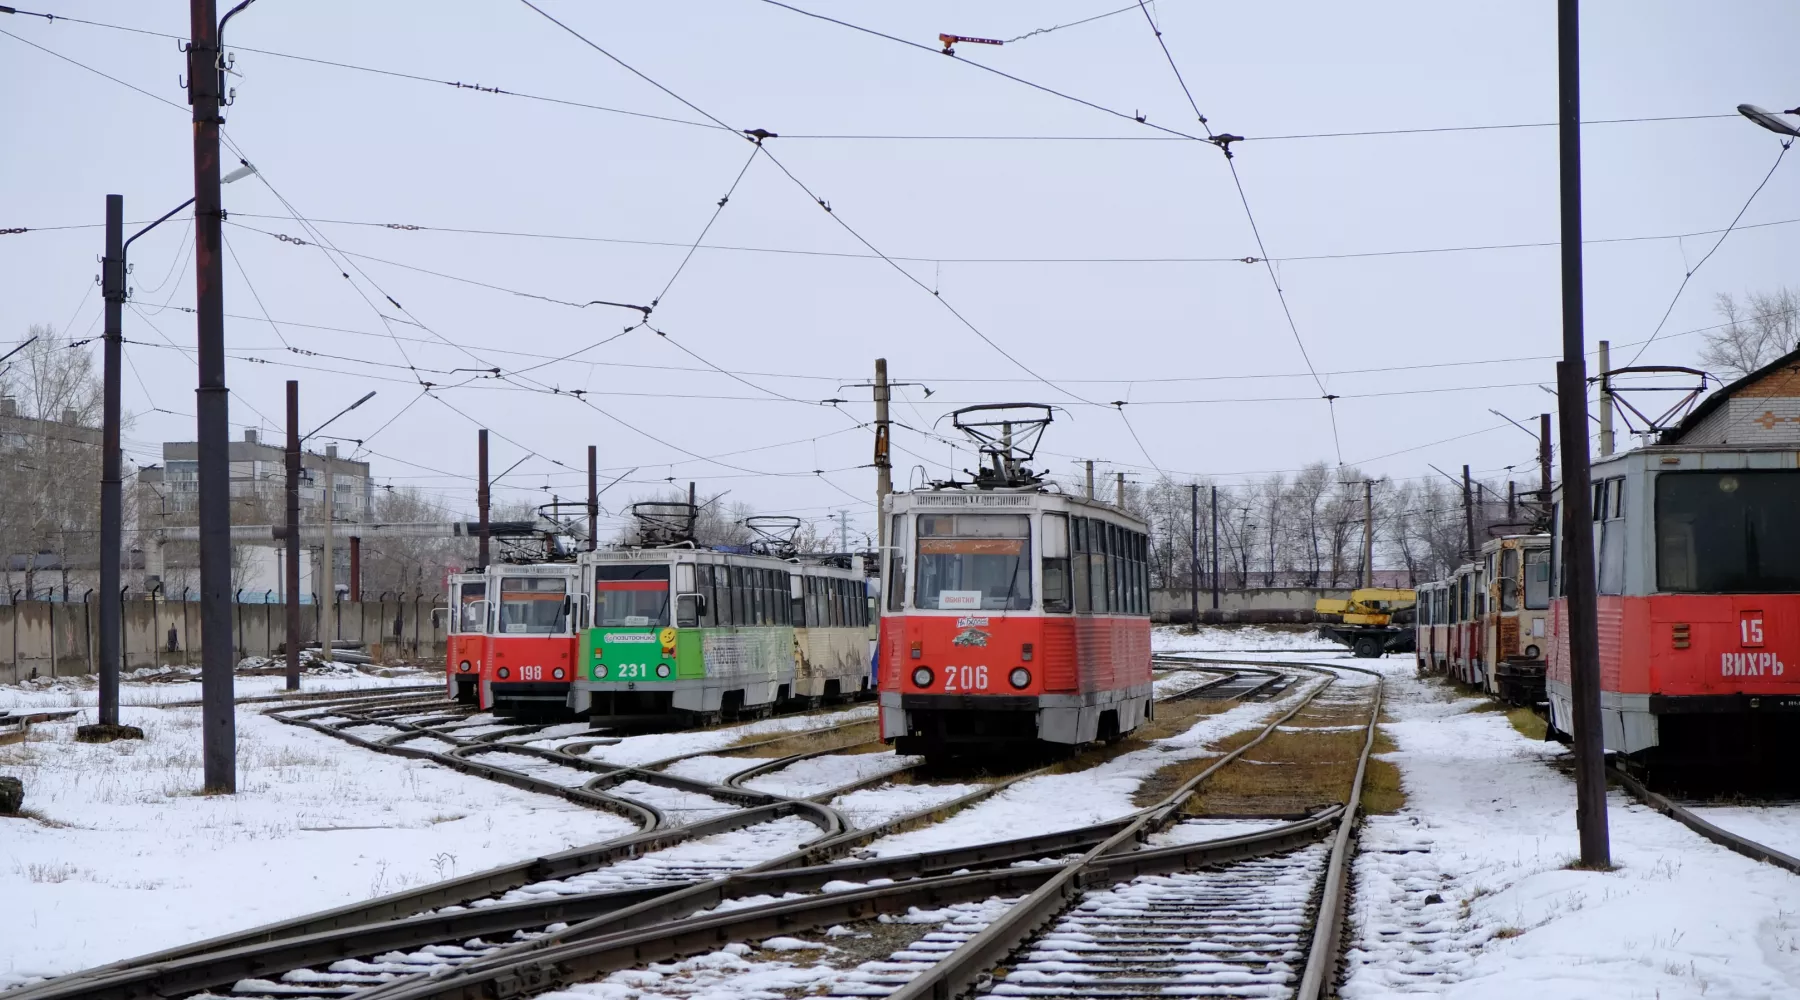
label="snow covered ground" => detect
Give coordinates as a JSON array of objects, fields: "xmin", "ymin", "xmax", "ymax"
[
  {"xmin": 1152, "ymin": 623, "xmax": 1339, "ymax": 653},
  {"xmin": 1, "ymin": 663, "xmax": 437, "ymax": 711},
  {"xmin": 573, "ymin": 706, "xmax": 874, "ymax": 767},
  {"xmin": 0, "ymin": 699, "xmax": 637, "ymax": 990},
  {"xmin": 1344, "ymin": 655, "xmax": 1800, "ymax": 999}
]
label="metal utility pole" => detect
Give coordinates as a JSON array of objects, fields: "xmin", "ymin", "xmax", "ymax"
[
  {"xmin": 284, "ymin": 381, "xmax": 300, "ymax": 690},
  {"xmin": 687, "ymin": 482, "xmax": 698, "ymax": 540},
  {"xmin": 98, "ymin": 195, "xmax": 125, "ymax": 727},
  {"xmin": 348, "ymin": 537, "xmax": 361, "ymax": 601},
  {"xmin": 189, "ymin": 0, "xmax": 234, "ymax": 793},
  {"xmin": 1556, "ymin": 0, "xmax": 1612, "ymax": 869},
  {"xmin": 1209, "ymin": 485, "xmax": 1220, "ymax": 610},
  {"xmin": 1539, "ymin": 413, "xmax": 1554, "ymax": 506},
  {"xmin": 873, "ymin": 359, "xmax": 892, "ymax": 556},
  {"xmin": 837, "ymin": 511, "xmax": 851, "ymax": 554},
  {"xmin": 320, "ymin": 444, "xmax": 336, "ymax": 662},
  {"xmin": 1085, "ymin": 460, "xmax": 1095, "ymax": 500},
  {"xmin": 1461, "ymin": 465, "xmax": 1476, "ymax": 558},
  {"xmin": 1507, "ymin": 481, "xmax": 1517, "ymax": 524},
  {"xmin": 586, "ymin": 445, "xmax": 598, "ymax": 551},
  {"xmin": 477, "ymin": 429, "xmax": 490, "ymax": 567},
  {"xmin": 1362, "ymin": 480, "xmax": 1375, "ymax": 589},
  {"xmin": 1597, "ymin": 339, "xmax": 1614, "ymax": 457},
  {"xmin": 1188, "ymin": 484, "xmax": 1200, "ymax": 620}
]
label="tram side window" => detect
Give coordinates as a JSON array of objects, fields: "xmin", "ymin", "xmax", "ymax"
[
  {"xmin": 1070, "ymin": 518, "xmax": 1091, "ymax": 613},
  {"xmin": 1041, "ymin": 513, "xmax": 1071, "ymax": 613},
  {"xmin": 1500, "ymin": 549, "xmax": 1519, "ymax": 612},
  {"xmin": 1657, "ymin": 470, "xmax": 1800, "ymax": 592}
]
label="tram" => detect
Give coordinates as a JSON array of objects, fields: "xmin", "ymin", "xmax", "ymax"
[
  {"xmin": 444, "ymin": 571, "xmax": 487, "ymax": 704},
  {"xmin": 570, "ymin": 506, "xmax": 872, "ymax": 723},
  {"xmin": 1547, "ymin": 352, "xmax": 1800, "ymax": 789},
  {"xmin": 877, "ymin": 404, "xmax": 1153, "ymax": 762},
  {"xmin": 1414, "ymin": 580, "xmax": 1449, "ymax": 675},
  {"xmin": 484, "ymin": 562, "xmax": 581, "ymax": 716},
  {"xmin": 1480, "ymin": 533, "xmax": 1552, "ymax": 704}
]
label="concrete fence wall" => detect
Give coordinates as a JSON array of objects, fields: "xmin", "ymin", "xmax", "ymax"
[
  {"xmin": 0, "ymin": 595, "xmax": 449, "ymax": 684},
  {"xmin": 1152, "ymin": 587, "xmax": 1347, "ymax": 617}
]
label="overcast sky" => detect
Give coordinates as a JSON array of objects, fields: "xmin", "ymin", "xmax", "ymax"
[{"xmin": 4, "ymin": 1, "xmax": 1797, "ymax": 543}]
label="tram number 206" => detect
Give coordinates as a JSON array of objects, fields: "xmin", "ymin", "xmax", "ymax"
[{"xmin": 943, "ymin": 665, "xmax": 989, "ymax": 692}]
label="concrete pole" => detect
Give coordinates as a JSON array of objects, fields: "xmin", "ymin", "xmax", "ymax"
[
  {"xmin": 1597, "ymin": 340, "xmax": 1614, "ymax": 457},
  {"xmin": 1539, "ymin": 413, "xmax": 1554, "ymax": 505},
  {"xmin": 284, "ymin": 381, "xmax": 301, "ymax": 689},
  {"xmin": 99, "ymin": 195, "xmax": 124, "ymax": 727},
  {"xmin": 1084, "ymin": 460, "xmax": 1094, "ymax": 500},
  {"xmin": 586, "ymin": 445, "xmax": 598, "ymax": 551},
  {"xmin": 1210, "ymin": 485, "xmax": 1220, "ymax": 610},
  {"xmin": 349, "ymin": 536, "xmax": 361, "ymax": 602},
  {"xmin": 1188, "ymin": 484, "xmax": 1199, "ymax": 621},
  {"xmin": 1362, "ymin": 480, "xmax": 1375, "ymax": 589},
  {"xmin": 873, "ymin": 359, "xmax": 892, "ymax": 557},
  {"xmin": 320, "ymin": 444, "xmax": 336, "ymax": 662},
  {"xmin": 189, "ymin": 0, "xmax": 235, "ymax": 792},
  {"xmin": 477, "ymin": 429, "xmax": 490, "ymax": 567},
  {"xmin": 1462, "ymin": 465, "xmax": 1476, "ymax": 558},
  {"xmin": 1556, "ymin": 0, "xmax": 1612, "ymax": 867},
  {"xmin": 1116, "ymin": 473, "xmax": 1126, "ymax": 510}
]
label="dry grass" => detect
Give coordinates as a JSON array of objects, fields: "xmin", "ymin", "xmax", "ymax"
[
  {"xmin": 725, "ymin": 721, "xmax": 881, "ymax": 757},
  {"xmin": 1133, "ymin": 696, "xmax": 1385, "ymax": 815},
  {"xmin": 1361, "ymin": 756, "xmax": 1405, "ymax": 815},
  {"xmin": 1506, "ymin": 707, "xmax": 1548, "ymax": 741}
]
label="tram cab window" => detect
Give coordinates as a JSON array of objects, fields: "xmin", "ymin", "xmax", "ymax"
[
  {"xmin": 696, "ymin": 564, "xmax": 717, "ymax": 628},
  {"xmin": 1041, "ymin": 513, "xmax": 1072, "ymax": 613},
  {"xmin": 887, "ymin": 514, "xmax": 909, "ymax": 613},
  {"xmin": 457, "ymin": 580, "xmax": 487, "ymax": 633},
  {"xmin": 592, "ymin": 565, "xmax": 669, "ymax": 628},
  {"xmin": 1499, "ymin": 549, "xmax": 1519, "ymax": 612},
  {"xmin": 1656, "ymin": 470, "xmax": 1800, "ymax": 593},
  {"xmin": 915, "ymin": 513, "xmax": 1032, "ymax": 611},
  {"xmin": 500, "ymin": 576, "xmax": 570, "ymax": 634},
  {"xmin": 1524, "ymin": 549, "xmax": 1550, "ymax": 610}
]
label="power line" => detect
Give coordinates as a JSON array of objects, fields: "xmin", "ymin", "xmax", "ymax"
[{"xmin": 1625, "ymin": 137, "xmax": 1794, "ymax": 366}]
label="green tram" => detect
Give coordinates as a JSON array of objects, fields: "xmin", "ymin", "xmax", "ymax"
[{"xmin": 572, "ymin": 545, "xmax": 874, "ymax": 722}]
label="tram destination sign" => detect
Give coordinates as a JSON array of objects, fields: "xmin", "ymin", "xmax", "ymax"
[{"xmin": 912, "ymin": 494, "xmax": 1035, "ymax": 507}]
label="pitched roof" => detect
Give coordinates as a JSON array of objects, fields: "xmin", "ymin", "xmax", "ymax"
[{"xmin": 1658, "ymin": 344, "xmax": 1800, "ymax": 444}]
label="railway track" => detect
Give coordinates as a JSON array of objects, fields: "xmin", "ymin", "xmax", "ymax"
[
  {"xmin": 1607, "ymin": 765, "xmax": 1800, "ymax": 877},
  {"xmin": 11, "ymin": 660, "xmax": 1346, "ymax": 1000}
]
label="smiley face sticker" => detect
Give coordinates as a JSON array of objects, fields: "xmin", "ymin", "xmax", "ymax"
[{"xmin": 659, "ymin": 626, "xmax": 678, "ymax": 657}]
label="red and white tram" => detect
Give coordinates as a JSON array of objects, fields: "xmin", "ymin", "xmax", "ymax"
[
  {"xmin": 1547, "ymin": 353, "xmax": 1800, "ymax": 789},
  {"xmin": 877, "ymin": 405, "xmax": 1153, "ymax": 761},
  {"xmin": 444, "ymin": 571, "xmax": 487, "ymax": 704}
]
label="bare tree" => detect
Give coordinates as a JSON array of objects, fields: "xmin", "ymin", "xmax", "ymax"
[
  {"xmin": 0, "ymin": 325, "xmax": 105, "ymax": 596},
  {"xmin": 1699, "ymin": 288, "xmax": 1799, "ymax": 379}
]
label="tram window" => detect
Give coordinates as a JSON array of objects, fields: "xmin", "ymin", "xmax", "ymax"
[
  {"xmin": 812, "ymin": 577, "xmax": 825, "ymax": 626},
  {"xmin": 501, "ymin": 576, "xmax": 569, "ymax": 634},
  {"xmin": 592, "ymin": 565, "xmax": 667, "ymax": 629},
  {"xmin": 1070, "ymin": 518, "xmax": 1090, "ymax": 613},
  {"xmin": 1593, "ymin": 480, "xmax": 1607, "ymax": 522},
  {"xmin": 1656, "ymin": 470, "xmax": 1800, "ymax": 592},
  {"xmin": 1041, "ymin": 512, "xmax": 1072, "ymax": 613},
  {"xmin": 1499, "ymin": 549, "xmax": 1520, "ymax": 612},
  {"xmin": 457, "ymin": 580, "xmax": 487, "ymax": 633},
  {"xmin": 888, "ymin": 514, "xmax": 909, "ymax": 613},
  {"xmin": 915, "ymin": 513, "xmax": 1032, "ymax": 611},
  {"xmin": 1524, "ymin": 550, "xmax": 1550, "ymax": 609}
]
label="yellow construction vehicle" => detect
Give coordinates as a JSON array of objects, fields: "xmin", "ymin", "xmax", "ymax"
[{"xmin": 1315, "ymin": 588, "xmax": 1417, "ymax": 658}]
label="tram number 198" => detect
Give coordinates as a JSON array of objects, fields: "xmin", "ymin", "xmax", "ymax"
[
  {"xmin": 943, "ymin": 665, "xmax": 989, "ymax": 692},
  {"xmin": 516, "ymin": 665, "xmax": 544, "ymax": 680}
]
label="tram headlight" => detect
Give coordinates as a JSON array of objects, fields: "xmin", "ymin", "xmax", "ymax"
[
  {"xmin": 552, "ymin": 667, "xmax": 566, "ymax": 680},
  {"xmin": 1524, "ymin": 644, "xmax": 1541, "ymax": 660},
  {"xmin": 656, "ymin": 663, "xmax": 672, "ymax": 679},
  {"xmin": 458, "ymin": 660, "xmax": 472, "ymax": 673},
  {"xmin": 496, "ymin": 666, "xmax": 510, "ymax": 680},
  {"xmin": 1009, "ymin": 667, "xmax": 1032, "ymax": 689},
  {"xmin": 911, "ymin": 666, "xmax": 934, "ymax": 688},
  {"xmin": 595, "ymin": 663, "xmax": 608, "ymax": 679}
]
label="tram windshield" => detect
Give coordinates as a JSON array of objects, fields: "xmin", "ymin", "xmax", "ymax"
[
  {"xmin": 594, "ymin": 564, "xmax": 670, "ymax": 628},
  {"xmin": 915, "ymin": 513, "xmax": 1032, "ymax": 611},
  {"xmin": 457, "ymin": 581, "xmax": 487, "ymax": 633},
  {"xmin": 499, "ymin": 576, "xmax": 568, "ymax": 634},
  {"xmin": 1656, "ymin": 470, "xmax": 1800, "ymax": 593}
]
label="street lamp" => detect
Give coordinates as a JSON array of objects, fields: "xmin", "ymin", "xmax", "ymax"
[
  {"xmin": 94, "ymin": 163, "xmax": 259, "ymax": 731},
  {"xmin": 1738, "ymin": 104, "xmax": 1800, "ymax": 138},
  {"xmin": 304, "ymin": 390, "xmax": 377, "ymax": 442}
]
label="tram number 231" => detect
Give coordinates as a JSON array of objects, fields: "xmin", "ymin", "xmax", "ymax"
[{"xmin": 943, "ymin": 665, "xmax": 989, "ymax": 692}]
